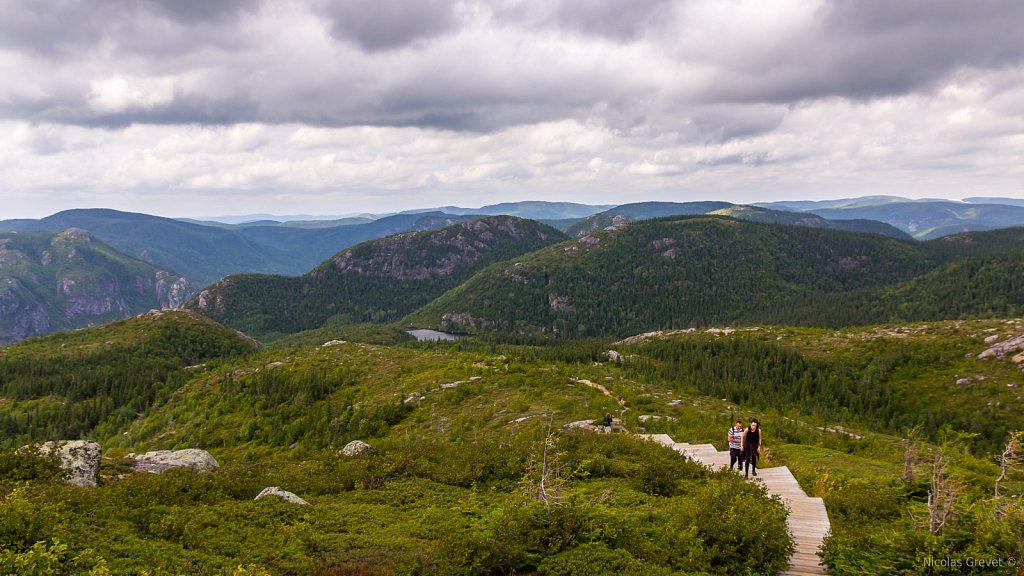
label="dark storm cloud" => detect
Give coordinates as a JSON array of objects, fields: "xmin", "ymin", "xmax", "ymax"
[
  {"xmin": 314, "ymin": 0, "xmax": 459, "ymax": 51},
  {"xmin": 706, "ymin": 0, "xmax": 1024, "ymax": 103},
  {"xmin": 145, "ymin": 0, "xmax": 263, "ymax": 24},
  {"xmin": 551, "ymin": 0, "xmax": 672, "ymax": 40},
  {"xmin": 494, "ymin": 0, "xmax": 673, "ymax": 41},
  {"xmin": 0, "ymin": 0, "xmax": 259, "ymax": 57}
]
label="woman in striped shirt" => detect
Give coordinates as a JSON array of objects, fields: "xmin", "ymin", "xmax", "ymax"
[{"xmin": 728, "ymin": 419, "xmax": 745, "ymax": 470}]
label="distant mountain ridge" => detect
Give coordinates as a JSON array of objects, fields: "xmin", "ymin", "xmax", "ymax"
[
  {"xmin": 563, "ymin": 201, "xmax": 912, "ymax": 239},
  {"xmin": 0, "ymin": 229, "xmax": 190, "ymax": 344},
  {"xmin": 757, "ymin": 198, "xmax": 1024, "ymax": 239},
  {"xmin": 0, "ymin": 209, "xmax": 484, "ymax": 286}
]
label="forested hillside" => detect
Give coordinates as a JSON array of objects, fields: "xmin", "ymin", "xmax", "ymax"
[
  {"xmin": 406, "ymin": 216, "xmax": 1024, "ymax": 340},
  {"xmin": 186, "ymin": 216, "xmax": 567, "ymax": 340},
  {"xmin": 0, "ymin": 229, "xmax": 191, "ymax": 344},
  {"xmin": 406, "ymin": 216, "xmax": 932, "ymax": 338},
  {"xmin": 0, "ymin": 310, "xmax": 257, "ymax": 448}
]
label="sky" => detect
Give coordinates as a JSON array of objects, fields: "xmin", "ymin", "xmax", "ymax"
[{"xmin": 2, "ymin": 0, "xmax": 1023, "ymax": 219}]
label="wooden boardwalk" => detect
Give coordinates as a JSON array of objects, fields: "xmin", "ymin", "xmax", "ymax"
[{"xmin": 642, "ymin": 434, "xmax": 830, "ymax": 576}]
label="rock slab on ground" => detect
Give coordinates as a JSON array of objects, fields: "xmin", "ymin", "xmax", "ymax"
[
  {"xmin": 128, "ymin": 449, "xmax": 219, "ymax": 474},
  {"xmin": 255, "ymin": 487, "xmax": 309, "ymax": 505},
  {"xmin": 30, "ymin": 440, "xmax": 101, "ymax": 487},
  {"xmin": 341, "ymin": 440, "xmax": 372, "ymax": 456}
]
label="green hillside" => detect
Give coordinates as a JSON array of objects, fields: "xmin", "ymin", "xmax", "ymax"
[
  {"xmin": 186, "ymin": 216, "xmax": 567, "ymax": 340},
  {"xmin": 2, "ymin": 315, "xmax": 1022, "ymax": 574},
  {"xmin": 405, "ymin": 216, "xmax": 1024, "ymax": 340},
  {"xmin": 0, "ymin": 209, "xmax": 486, "ymax": 286},
  {"xmin": 0, "ymin": 229, "xmax": 191, "ymax": 344},
  {"xmin": 405, "ymin": 216, "xmax": 943, "ymax": 338},
  {"xmin": 0, "ymin": 310, "xmax": 257, "ymax": 448}
]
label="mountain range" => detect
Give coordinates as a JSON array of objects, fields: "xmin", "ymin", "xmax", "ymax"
[
  {"xmin": 185, "ymin": 216, "xmax": 566, "ymax": 340},
  {"xmin": 2, "ymin": 196, "xmax": 1024, "ymax": 344},
  {"xmin": 758, "ymin": 198, "xmax": 1024, "ymax": 239}
]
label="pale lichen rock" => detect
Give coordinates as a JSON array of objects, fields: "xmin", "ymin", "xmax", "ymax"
[
  {"xmin": 979, "ymin": 336, "xmax": 1024, "ymax": 360},
  {"xmin": 30, "ymin": 440, "xmax": 102, "ymax": 487},
  {"xmin": 255, "ymin": 487, "xmax": 308, "ymax": 505},
  {"xmin": 341, "ymin": 440, "xmax": 372, "ymax": 456},
  {"xmin": 128, "ymin": 449, "xmax": 219, "ymax": 474}
]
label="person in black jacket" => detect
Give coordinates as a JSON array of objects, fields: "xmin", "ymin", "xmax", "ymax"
[{"xmin": 742, "ymin": 419, "xmax": 762, "ymax": 478}]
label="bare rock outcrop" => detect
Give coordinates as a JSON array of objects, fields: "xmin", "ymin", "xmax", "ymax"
[
  {"xmin": 128, "ymin": 449, "xmax": 219, "ymax": 474},
  {"xmin": 255, "ymin": 487, "xmax": 309, "ymax": 505},
  {"xmin": 29, "ymin": 440, "xmax": 101, "ymax": 487},
  {"xmin": 979, "ymin": 336, "xmax": 1024, "ymax": 360},
  {"xmin": 341, "ymin": 440, "xmax": 372, "ymax": 456}
]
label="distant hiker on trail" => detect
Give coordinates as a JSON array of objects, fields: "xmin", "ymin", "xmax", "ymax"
[
  {"xmin": 728, "ymin": 419, "xmax": 745, "ymax": 470},
  {"xmin": 602, "ymin": 413, "xmax": 613, "ymax": 433},
  {"xmin": 742, "ymin": 419, "xmax": 762, "ymax": 478}
]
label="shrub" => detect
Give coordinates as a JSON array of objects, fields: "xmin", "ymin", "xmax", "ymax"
[
  {"xmin": 0, "ymin": 485, "xmax": 66, "ymax": 552},
  {"xmin": 0, "ymin": 539, "xmax": 110, "ymax": 576},
  {"xmin": 0, "ymin": 447, "xmax": 64, "ymax": 484},
  {"xmin": 537, "ymin": 542, "xmax": 672, "ymax": 576},
  {"xmin": 419, "ymin": 533, "xmax": 525, "ymax": 576}
]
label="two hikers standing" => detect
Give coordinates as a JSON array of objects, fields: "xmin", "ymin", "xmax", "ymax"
[{"xmin": 727, "ymin": 418, "xmax": 762, "ymax": 478}]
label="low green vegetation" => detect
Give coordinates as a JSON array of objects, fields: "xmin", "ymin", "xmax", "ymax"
[{"xmin": 2, "ymin": 310, "xmax": 1023, "ymax": 574}]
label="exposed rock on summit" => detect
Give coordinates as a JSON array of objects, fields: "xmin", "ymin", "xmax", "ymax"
[
  {"xmin": 25, "ymin": 440, "xmax": 102, "ymax": 487},
  {"xmin": 128, "ymin": 449, "xmax": 220, "ymax": 474},
  {"xmin": 979, "ymin": 336, "xmax": 1024, "ymax": 360},
  {"xmin": 255, "ymin": 487, "xmax": 309, "ymax": 505},
  {"xmin": 341, "ymin": 440, "xmax": 372, "ymax": 456}
]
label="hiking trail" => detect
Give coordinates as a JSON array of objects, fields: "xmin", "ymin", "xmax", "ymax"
[{"xmin": 641, "ymin": 434, "xmax": 831, "ymax": 576}]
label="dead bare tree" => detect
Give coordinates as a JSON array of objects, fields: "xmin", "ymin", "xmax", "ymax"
[
  {"xmin": 524, "ymin": 414, "xmax": 585, "ymax": 508},
  {"xmin": 902, "ymin": 426, "xmax": 925, "ymax": 483},
  {"xmin": 924, "ymin": 431, "xmax": 978, "ymax": 535},
  {"xmin": 995, "ymin": 430, "xmax": 1023, "ymax": 499},
  {"xmin": 927, "ymin": 447, "xmax": 965, "ymax": 534},
  {"xmin": 992, "ymin": 430, "xmax": 1024, "ymax": 520}
]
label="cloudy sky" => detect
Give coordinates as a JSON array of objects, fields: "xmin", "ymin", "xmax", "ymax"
[{"xmin": 2, "ymin": 0, "xmax": 1023, "ymax": 218}]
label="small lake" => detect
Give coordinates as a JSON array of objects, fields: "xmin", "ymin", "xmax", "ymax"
[{"xmin": 407, "ymin": 329, "xmax": 461, "ymax": 341}]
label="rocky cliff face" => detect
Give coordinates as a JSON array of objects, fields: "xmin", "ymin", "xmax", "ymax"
[{"xmin": 0, "ymin": 230, "xmax": 194, "ymax": 344}]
